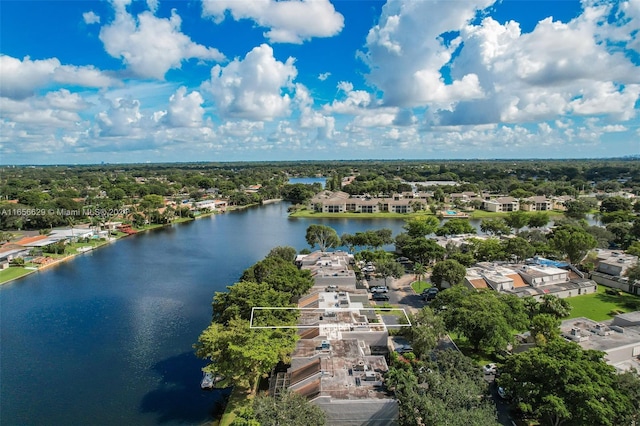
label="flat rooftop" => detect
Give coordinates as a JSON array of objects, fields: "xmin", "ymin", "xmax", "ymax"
[
  {"xmin": 284, "ymin": 337, "xmax": 392, "ymax": 401},
  {"xmin": 560, "ymin": 317, "xmax": 640, "ymax": 352}
]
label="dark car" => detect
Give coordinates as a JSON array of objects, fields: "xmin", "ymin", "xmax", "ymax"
[
  {"xmin": 372, "ymin": 293, "xmax": 390, "ymax": 301},
  {"xmin": 422, "ymin": 287, "xmax": 439, "ymax": 301}
]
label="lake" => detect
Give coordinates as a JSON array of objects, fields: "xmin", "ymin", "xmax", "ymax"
[
  {"xmin": 0, "ymin": 202, "xmax": 408, "ymax": 425},
  {"xmin": 0, "ymin": 203, "xmax": 594, "ymax": 425}
]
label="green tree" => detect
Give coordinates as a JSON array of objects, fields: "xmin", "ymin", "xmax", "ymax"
[
  {"xmin": 403, "ymin": 216, "xmax": 440, "ymax": 238},
  {"xmin": 407, "ymin": 307, "xmax": 446, "ymax": 358},
  {"xmin": 538, "ymin": 294, "xmax": 572, "ymax": 318},
  {"xmin": 211, "ymin": 281, "xmax": 295, "ymax": 325},
  {"xmin": 626, "ymin": 241, "xmax": 640, "ymax": 257},
  {"xmin": 376, "ymin": 260, "xmax": 405, "ymax": 285},
  {"xmin": 400, "ymin": 237, "xmax": 446, "ymax": 265},
  {"xmin": 480, "ymin": 218, "xmax": 511, "ymax": 236},
  {"xmin": 504, "ymin": 210, "xmax": 529, "ymax": 233},
  {"xmin": 614, "ymin": 371, "xmax": 640, "ymax": 425},
  {"xmin": 435, "ymin": 219, "xmax": 476, "ymax": 236},
  {"xmin": 241, "ymin": 256, "xmax": 314, "ymax": 297},
  {"xmin": 441, "ymin": 290, "xmax": 521, "ymax": 352},
  {"xmin": 530, "ymin": 313, "xmax": 561, "ymax": 344},
  {"xmin": 528, "ymin": 211, "xmax": 550, "ymax": 228},
  {"xmin": 305, "ymin": 224, "xmax": 340, "ymax": 252},
  {"xmin": 139, "ymin": 194, "xmax": 164, "ymax": 209},
  {"xmin": 601, "ymin": 210, "xmax": 634, "ymax": 224},
  {"xmin": 564, "ymin": 199, "xmax": 592, "ymax": 219},
  {"xmin": 624, "ymin": 262, "xmax": 640, "ymax": 283},
  {"xmin": 550, "ymin": 224, "xmax": 598, "ymax": 264},
  {"xmin": 606, "ymin": 222, "xmax": 633, "ymax": 248},
  {"xmin": 386, "ymin": 350, "xmax": 499, "ymax": 426},
  {"xmin": 501, "ymin": 237, "xmax": 535, "ymax": 263},
  {"xmin": 195, "ymin": 317, "xmax": 297, "ymax": 393},
  {"xmin": 500, "ymin": 339, "xmax": 634, "ymax": 426},
  {"xmin": 413, "ymin": 262, "xmax": 426, "ymax": 281},
  {"xmin": 431, "ymin": 259, "xmax": 466, "ymax": 288},
  {"xmin": 600, "ymin": 196, "xmax": 633, "ymax": 213},
  {"xmin": 248, "ymin": 391, "xmax": 327, "ymax": 426},
  {"xmin": 267, "ymin": 246, "xmax": 298, "ymax": 262},
  {"xmin": 468, "ymin": 237, "xmax": 505, "ymax": 262}
]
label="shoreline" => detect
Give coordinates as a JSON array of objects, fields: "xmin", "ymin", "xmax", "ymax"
[
  {"xmin": 0, "ymin": 201, "xmax": 285, "ymax": 287},
  {"xmin": 289, "ymin": 209, "xmax": 568, "ymax": 219},
  {"xmin": 0, "ymin": 211, "xmax": 217, "ymax": 287}
]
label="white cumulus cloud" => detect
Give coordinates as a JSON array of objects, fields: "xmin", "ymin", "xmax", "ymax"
[
  {"xmin": 362, "ymin": 0, "xmax": 493, "ymax": 107},
  {"xmin": 95, "ymin": 97, "xmax": 144, "ymax": 137},
  {"xmin": 204, "ymin": 44, "xmax": 297, "ymax": 120},
  {"xmin": 165, "ymin": 86, "xmax": 205, "ymax": 127},
  {"xmin": 83, "ymin": 11, "xmax": 101, "ymax": 24},
  {"xmin": 201, "ymin": 0, "xmax": 344, "ymax": 44},
  {"xmin": 0, "ymin": 55, "xmax": 117, "ymax": 100},
  {"xmin": 99, "ymin": 3, "xmax": 225, "ymax": 79}
]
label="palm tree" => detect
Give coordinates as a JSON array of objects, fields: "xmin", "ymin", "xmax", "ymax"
[{"xmin": 414, "ymin": 262, "xmax": 426, "ymax": 282}]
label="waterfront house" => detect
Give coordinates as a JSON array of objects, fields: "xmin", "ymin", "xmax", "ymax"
[
  {"xmin": 308, "ymin": 190, "xmax": 426, "ymax": 214},
  {"xmin": 520, "ymin": 196, "xmax": 552, "ymax": 211},
  {"xmin": 270, "ymin": 290, "xmax": 398, "ymax": 425},
  {"xmin": 482, "ymin": 196, "xmax": 519, "ymax": 212},
  {"xmin": 296, "ymin": 251, "xmax": 358, "ymax": 291}
]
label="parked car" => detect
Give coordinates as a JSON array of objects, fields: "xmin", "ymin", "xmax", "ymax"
[
  {"xmin": 421, "ymin": 287, "xmax": 439, "ymax": 301},
  {"xmin": 497, "ymin": 386, "xmax": 507, "ymax": 399},
  {"xmin": 372, "ymin": 293, "xmax": 390, "ymax": 301},
  {"xmin": 483, "ymin": 363, "xmax": 497, "ymax": 375},
  {"xmin": 394, "ymin": 344, "xmax": 414, "ymax": 354},
  {"xmin": 370, "ymin": 285, "xmax": 389, "ymax": 293},
  {"xmin": 325, "ymin": 285, "xmax": 338, "ymax": 292}
]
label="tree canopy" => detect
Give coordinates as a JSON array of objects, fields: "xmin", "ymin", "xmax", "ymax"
[
  {"xmin": 430, "ymin": 259, "xmax": 466, "ymax": 288},
  {"xmin": 550, "ymin": 224, "xmax": 598, "ymax": 264},
  {"xmin": 305, "ymin": 224, "xmax": 340, "ymax": 252},
  {"xmin": 499, "ymin": 339, "xmax": 638, "ymax": 426}
]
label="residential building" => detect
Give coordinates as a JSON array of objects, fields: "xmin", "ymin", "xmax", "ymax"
[
  {"xmin": 270, "ymin": 291, "xmax": 398, "ymax": 425},
  {"xmin": 520, "ymin": 196, "xmax": 552, "ymax": 211},
  {"xmin": 463, "ymin": 262, "xmax": 597, "ymax": 299},
  {"xmin": 308, "ymin": 191, "xmax": 426, "ymax": 214},
  {"xmin": 590, "ymin": 249, "xmax": 640, "ymax": 295},
  {"xmin": 482, "ymin": 196, "xmax": 519, "ymax": 212},
  {"xmin": 561, "ymin": 312, "xmax": 640, "ymax": 373},
  {"xmin": 296, "ymin": 251, "xmax": 358, "ymax": 291},
  {"xmin": 552, "ymin": 195, "xmax": 574, "ymax": 211}
]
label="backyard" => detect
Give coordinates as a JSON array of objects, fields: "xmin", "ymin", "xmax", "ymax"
[{"xmin": 566, "ymin": 285, "xmax": 640, "ymax": 321}]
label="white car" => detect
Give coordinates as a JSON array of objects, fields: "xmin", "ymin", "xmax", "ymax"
[
  {"xmin": 370, "ymin": 286, "xmax": 389, "ymax": 293},
  {"xmin": 483, "ymin": 363, "xmax": 497, "ymax": 375}
]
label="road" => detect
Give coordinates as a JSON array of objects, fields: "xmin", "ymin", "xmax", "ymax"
[{"xmin": 372, "ymin": 273, "xmax": 515, "ymax": 426}]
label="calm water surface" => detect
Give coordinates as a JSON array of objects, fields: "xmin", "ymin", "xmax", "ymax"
[{"xmin": 0, "ymin": 203, "xmax": 406, "ymax": 425}]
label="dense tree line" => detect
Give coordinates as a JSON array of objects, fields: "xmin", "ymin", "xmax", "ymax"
[
  {"xmin": 194, "ymin": 247, "xmax": 313, "ymax": 393},
  {"xmin": 3, "ymin": 159, "xmax": 639, "ymax": 231}
]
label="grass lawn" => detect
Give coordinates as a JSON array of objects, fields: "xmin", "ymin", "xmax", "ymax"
[
  {"xmin": 566, "ymin": 286, "xmax": 640, "ymax": 321},
  {"xmin": 447, "ymin": 332, "xmax": 494, "ymax": 366},
  {"xmin": 0, "ymin": 267, "xmax": 36, "ymax": 285},
  {"xmin": 470, "ymin": 210, "xmax": 565, "ymax": 219},
  {"xmin": 219, "ymin": 384, "xmax": 253, "ymax": 426},
  {"xmin": 411, "ymin": 281, "xmax": 431, "ymax": 293}
]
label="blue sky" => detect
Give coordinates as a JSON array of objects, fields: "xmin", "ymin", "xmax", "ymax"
[{"xmin": 1, "ymin": 0, "xmax": 639, "ymax": 164}]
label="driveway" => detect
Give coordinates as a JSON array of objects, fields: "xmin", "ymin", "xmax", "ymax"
[{"xmin": 369, "ymin": 274, "xmax": 424, "ymax": 314}]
